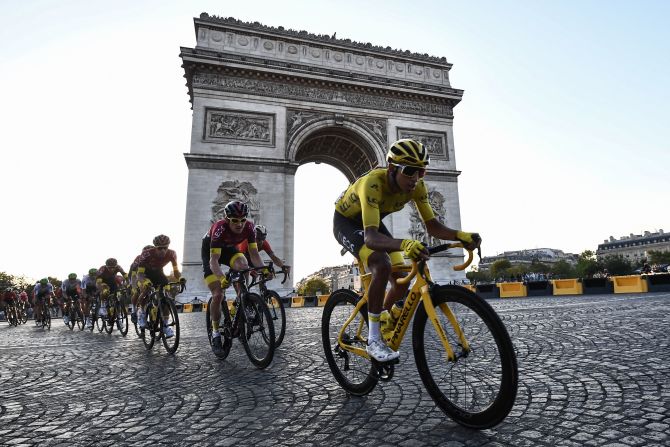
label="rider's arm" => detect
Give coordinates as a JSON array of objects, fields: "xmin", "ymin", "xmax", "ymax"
[
  {"xmin": 170, "ymin": 259, "xmax": 181, "ymax": 279},
  {"xmin": 209, "ymin": 250, "xmax": 225, "ymax": 278},
  {"xmin": 424, "ymin": 218, "xmax": 460, "ymax": 242},
  {"xmin": 248, "ymin": 243, "xmax": 265, "ymax": 269}
]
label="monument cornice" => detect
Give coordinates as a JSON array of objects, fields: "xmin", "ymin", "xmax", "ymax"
[
  {"xmin": 424, "ymin": 170, "xmax": 461, "ymax": 182},
  {"xmin": 180, "ymin": 47, "xmax": 463, "ymax": 100},
  {"xmin": 181, "ymin": 60, "xmax": 459, "ymax": 118},
  {"xmin": 184, "ymin": 153, "xmax": 300, "ymax": 174},
  {"xmin": 195, "ymin": 13, "xmax": 451, "ymax": 66}
]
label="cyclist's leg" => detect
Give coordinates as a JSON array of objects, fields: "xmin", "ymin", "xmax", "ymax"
[
  {"xmin": 136, "ymin": 279, "xmax": 152, "ymax": 327},
  {"xmin": 130, "ymin": 271, "xmax": 139, "ymax": 322},
  {"xmin": 147, "ymin": 269, "xmax": 172, "ymax": 336}
]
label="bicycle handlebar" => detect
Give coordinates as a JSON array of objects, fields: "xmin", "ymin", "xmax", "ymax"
[{"xmin": 396, "ymin": 242, "xmax": 477, "ymax": 286}]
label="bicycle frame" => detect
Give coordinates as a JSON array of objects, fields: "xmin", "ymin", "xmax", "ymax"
[{"xmin": 337, "ymin": 243, "xmax": 474, "ymax": 362}]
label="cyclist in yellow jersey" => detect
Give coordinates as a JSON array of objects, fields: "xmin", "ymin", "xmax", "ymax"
[{"xmin": 333, "ymin": 138, "xmax": 481, "ymax": 362}]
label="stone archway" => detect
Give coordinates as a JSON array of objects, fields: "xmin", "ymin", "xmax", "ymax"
[{"xmin": 179, "ymin": 14, "xmax": 465, "ymax": 297}]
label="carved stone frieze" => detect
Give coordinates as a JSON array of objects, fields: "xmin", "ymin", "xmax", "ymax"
[
  {"xmin": 286, "ymin": 109, "xmax": 387, "ymax": 148},
  {"xmin": 409, "ymin": 189, "xmax": 446, "ymax": 247},
  {"xmin": 397, "ymin": 128, "xmax": 448, "ymax": 159},
  {"xmin": 211, "ymin": 180, "xmax": 261, "ymax": 223},
  {"xmin": 198, "ymin": 13, "xmax": 448, "ymax": 64},
  {"xmin": 356, "ymin": 118, "xmax": 387, "ymax": 145},
  {"xmin": 193, "ymin": 73, "xmax": 452, "ymax": 118},
  {"xmin": 204, "ymin": 108, "xmax": 275, "ymax": 146}
]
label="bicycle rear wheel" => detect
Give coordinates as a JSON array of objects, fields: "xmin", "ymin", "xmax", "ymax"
[
  {"xmin": 321, "ymin": 289, "xmax": 378, "ymax": 396},
  {"xmin": 67, "ymin": 308, "xmax": 75, "ymax": 330},
  {"xmin": 265, "ymin": 290, "xmax": 286, "ymax": 348},
  {"xmin": 412, "ymin": 285, "xmax": 518, "ymax": 429},
  {"xmin": 104, "ymin": 306, "xmax": 114, "ymax": 334},
  {"xmin": 142, "ymin": 303, "xmax": 157, "ymax": 350},
  {"xmin": 116, "ymin": 303, "xmax": 128, "ymax": 336},
  {"xmin": 160, "ymin": 298, "xmax": 180, "ymax": 354},
  {"xmin": 240, "ymin": 293, "xmax": 275, "ymax": 369}
]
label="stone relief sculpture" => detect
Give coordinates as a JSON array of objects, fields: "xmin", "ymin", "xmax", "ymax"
[
  {"xmin": 211, "ymin": 180, "xmax": 261, "ymax": 223},
  {"xmin": 409, "ymin": 189, "xmax": 446, "ymax": 248},
  {"xmin": 286, "ymin": 109, "xmax": 388, "ymax": 148},
  {"xmin": 205, "ymin": 109, "xmax": 274, "ymax": 145},
  {"xmin": 397, "ymin": 129, "xmax": 447, "ymax": 158},
  {"xmin": 194, "ymin": 74, "xmax": 452, "ymax": 118}
]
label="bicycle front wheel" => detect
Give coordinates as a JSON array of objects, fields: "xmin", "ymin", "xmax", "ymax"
[
  {"xmin": 160, "ymin": 299, "xmax": 180, "ymax": 354},
  {"xmin": 412, "ymin": 285, "xmax": 518, "ymax": 429},
  {"xmin": 240, "ymin": 293, "xmax": 275, "ymax": 369},
  {"xmin": 76, "ymin": 307, "xmax": 84, "ymax": 331},
  {"xmin": 116, "ymin": 303, "xmax": 128, "ymax": 336},
  {"xmin": 321, "ymin": 289, "xmax": 378, "ymax": 396},
  {"xmin": 265, "ymin": 290, "xmax": 286, "ymax": 347}
]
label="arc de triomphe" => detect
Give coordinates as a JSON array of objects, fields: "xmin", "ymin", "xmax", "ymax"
[{"xmin": 180, "ymin": 13, "xmax": 465, "ymax": 297}]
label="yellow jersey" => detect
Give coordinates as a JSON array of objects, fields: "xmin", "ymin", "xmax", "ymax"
[{"xmin": 334, "ymin": 168, "xmax": 435, "ymax": 229}]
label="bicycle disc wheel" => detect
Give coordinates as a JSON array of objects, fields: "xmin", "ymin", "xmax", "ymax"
[
  {"xmin": 160, "ymin": 299, "xmax": 180, "ymax": 354},
  {"xmin": 412, "ymin": 285, "xmax": 518, "ymax": 429},
  {"xmin": 240, "ymin": 293, "xmax": 275, "ymax": 369},
  {"xmin": 321, "ymin": 289, "xmax": 378, "ymax": 396},
  {"xmin": 116, "ymin": 303, "xmax": 128, "ymax": 336},
  {"xmin": 265, "ymin": 290, "xmax": 286, "ymax": 348}
]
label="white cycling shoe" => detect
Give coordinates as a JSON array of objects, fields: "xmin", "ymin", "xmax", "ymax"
[
  {"xmin": 163, "ymin": 326, "xmax": 174, "ymax": 338},
  {"xmin": 366, "ymin": 339, "xmax": 400, "ymax": 362}
]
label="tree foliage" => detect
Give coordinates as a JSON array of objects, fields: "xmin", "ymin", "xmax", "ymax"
[
  {"xmin": 576, "ymin": 250, "xmax": 601, "ymax": 278},
  {"xmin": 550, "ymin": 260, "xmax": 575, "ymax": 278},
  {"xmin": 466, "ymin": 266, "xmax": 491, "ymax": 283},
  {"xmin": 297, "ymin": 276, "xmax": 330, "ymax": 296},
  {"xmin": 648, "ymin": 250, "xmax": 670, "ymax": 264},
  {"xmin": 601, "ymin": 255, "xmax": 633, "ymax": 276},
  {"xmin": 490, "ymin": 259, "xmax": 512, "ymax": 279},
  {"xmin": 0, "ymin": 271, "xmax": 33, "ymax": 291}
]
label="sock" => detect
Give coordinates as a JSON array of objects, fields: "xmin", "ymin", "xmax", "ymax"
[
  {"xmin": 212, "ymin": 319, "xmax": 220, "ymax": 337},
  {"xmin": 368, "ymin": 313, "xmax": 381, "ymax": 343},
  {"xmin": 131, "ymin": 304, "xmax": 136, "ymax": 312}
]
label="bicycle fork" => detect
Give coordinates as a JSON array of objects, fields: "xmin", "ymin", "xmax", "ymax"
[{"xmin": 421, "ymin": 287, "xmax": 471, "ymax": 362}]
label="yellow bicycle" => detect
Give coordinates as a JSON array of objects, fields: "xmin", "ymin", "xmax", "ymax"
[{"xmin": 321, "ymin": 243, "xmax": 518, "ymax": 429}]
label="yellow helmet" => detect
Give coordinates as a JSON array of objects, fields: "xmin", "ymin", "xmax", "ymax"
[{"xmin": 387, "ymin": 139, "xmax": 429, "ymax": 167}]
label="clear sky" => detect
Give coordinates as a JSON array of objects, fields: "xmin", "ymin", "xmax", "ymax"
[{"xmin": 1, "ymin": 0, "xmax": 668, "ymax": 284}]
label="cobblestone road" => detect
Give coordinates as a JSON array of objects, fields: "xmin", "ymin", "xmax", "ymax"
[{"xmin": 1, "ymin": 292, "xmax": 669, "ymax": 446}]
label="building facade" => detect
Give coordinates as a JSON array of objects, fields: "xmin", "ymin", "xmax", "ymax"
[
  {"xmin": 479, "ymin": 248, "xmax": 578, "ymax": 271},
  {"xmin": 596, "ymin": 229, "xmax": 670, "ymax": 261}
]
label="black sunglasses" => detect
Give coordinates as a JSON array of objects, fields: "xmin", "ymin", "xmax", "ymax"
[{"xmin": 392, "ymin": 163, "xmax": 426, "ymax": 178}]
